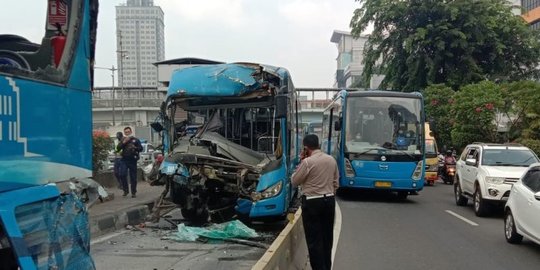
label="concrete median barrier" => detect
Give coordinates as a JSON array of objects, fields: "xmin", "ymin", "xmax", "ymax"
[{"xmin": 252, "ymin": 208, "xmax": 309, "ymax": 270}]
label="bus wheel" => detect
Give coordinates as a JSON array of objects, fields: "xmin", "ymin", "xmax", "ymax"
[{"xmin": 397, "ymin": 191, "xmax": 408, "ymax": 201}]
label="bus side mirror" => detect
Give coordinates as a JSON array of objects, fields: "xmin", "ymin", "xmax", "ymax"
[
  {"xmin": 151, "ymin": 122, "xmax": 164, "ymax": 132},
  {"xmin": 275, "ymin": 95, "xmax": 288, "ymax": 118},
  {"xmin": 334, "ymin": 118, "xmax": 342, "ymax": 131}
]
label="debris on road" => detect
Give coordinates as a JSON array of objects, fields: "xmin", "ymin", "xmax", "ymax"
[{"xmin": 165, "ymin": 220, "xmax": 259, "ymax": 243}]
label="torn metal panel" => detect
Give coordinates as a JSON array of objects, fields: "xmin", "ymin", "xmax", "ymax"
[
  {"xmin": 198, "ymin": 132, "xmax": 268, "ymax": 167},
  {"xmin": 167, "ymin": 63, "xmax": 283, "ymax": 98}
]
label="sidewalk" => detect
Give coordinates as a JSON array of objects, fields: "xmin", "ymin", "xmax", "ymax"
[{"xmin": 88, "ymin": 179, "xmax": 165, "ymax": 239}]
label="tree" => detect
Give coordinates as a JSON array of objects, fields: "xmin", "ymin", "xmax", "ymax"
[
  {"xmin": 423, "ymin": 84, "xmax": 455, "ymax": 150},
  {"xmin": 451, "ymin": 81, "xmax": 503, "ymax": 148},
  {"xmin": 350, "ymin": 0, "xmax": 540, "ymax": 92},
  {"xmin": 503, "ymin": 81, "xmax": 540, "ymax": 154},
  {"xmin": 92, "ymin": 130, "xmax": 112, "ymax": 176}
]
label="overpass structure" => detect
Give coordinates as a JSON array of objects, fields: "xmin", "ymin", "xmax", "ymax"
[{"xmin": 296, "ymin": 87, "xmax": 362, "ymax": 124}]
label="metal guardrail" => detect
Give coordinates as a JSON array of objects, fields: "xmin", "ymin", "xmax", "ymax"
[
  {"xmin": 92, "ymin": 89, "xmax": 164, "ymax": 108},
  {"xmin": 92, "ymin": 99, "xmax": 162, "ymax": 108}
]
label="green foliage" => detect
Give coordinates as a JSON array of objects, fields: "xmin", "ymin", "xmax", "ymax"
[
  {"xmin": 350, "ymin": 0, "xmax": 540, "ymax": 92},
  {"xmin": 92, "ymin": 130, "xmax": 112, "ymax": 175},
  {"xmin": 423, "ymin": 84, "xmax": 455, "ymax": 150},
  {"xmin": 503, "ymin": 81, "xmax": 540, "ymax": 142},
  {"xmin": 451, "ymin": 81, "xmax": 503, "ymax": 148},
  {"xmin": 424, "ymin": 80, "xmax": 540, "ymax": 150},
  {"xmin": 517, "ymin": 139, "xmax": 540, "ymax": 156}
]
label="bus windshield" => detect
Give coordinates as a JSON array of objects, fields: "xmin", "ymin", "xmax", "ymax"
[{"xmin": 345, "ymin": 96, "xmax": 423, "ymax": 155}]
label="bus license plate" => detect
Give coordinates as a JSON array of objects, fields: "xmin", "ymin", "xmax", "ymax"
[{"xmin": 375, "ymin": 181, "xmax": 392, "ymax": 188}]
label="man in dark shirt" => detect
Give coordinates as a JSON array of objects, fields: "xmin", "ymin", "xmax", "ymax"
[{"xmin": 118, "ymin": 126, "xmax": 143, "ymax": 198}]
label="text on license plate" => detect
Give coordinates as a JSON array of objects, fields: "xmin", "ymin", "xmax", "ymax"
[{"xmin": 375, "ymin": 181, "xmax": 392, "ymax": 188}]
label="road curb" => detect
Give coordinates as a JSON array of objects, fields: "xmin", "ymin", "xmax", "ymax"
[
  {"xmin": 89, "ymin": 200, "xmax": 155, "ymax": 239},
  {"xmin": 252, "ymin": 208, "xmax": 309, "ymax": 270}
]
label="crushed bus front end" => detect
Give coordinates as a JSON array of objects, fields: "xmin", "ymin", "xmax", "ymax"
[{"xmin": 153, "ymin": 63, "xmax": 297, "ymax": 223}]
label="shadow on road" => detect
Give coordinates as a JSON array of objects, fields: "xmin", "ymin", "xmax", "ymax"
[{"xmin": 336, "ymin": 189, "xmax": 419, "ymax": 204}]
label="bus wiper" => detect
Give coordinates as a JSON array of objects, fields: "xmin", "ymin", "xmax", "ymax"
[
  {"xmin": 349, "ymin": 147, "xmax": 386, "ymax": 155},
  {"xmin": 391, "ymin": 150, "xmax": 415, "ymax": 159}
]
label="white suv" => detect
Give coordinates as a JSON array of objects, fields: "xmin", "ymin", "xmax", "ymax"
[{"xmin": 454, "ymin": 143, "xmax": 539, "ymax": 216}]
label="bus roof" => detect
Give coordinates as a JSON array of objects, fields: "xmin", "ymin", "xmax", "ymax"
[
  {"xmin": 167, "ymin": 63, "xmax": 289, "ymax": 99},
  {"xmin": 345, "ymin": 90, "xmax": 423, "ymax": 99}
]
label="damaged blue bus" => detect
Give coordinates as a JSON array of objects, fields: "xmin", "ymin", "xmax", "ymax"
[
  {"xmin": 152, "ymin": 63, "xmax": 301, "ymax": 223},
  {"xmin": 0, "ymin": 0, "xmax": 98, "ymax": 269}
]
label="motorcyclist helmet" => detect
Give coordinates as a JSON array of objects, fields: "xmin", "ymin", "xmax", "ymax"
[{"xmin": 446, "ymin": 150, "xmax": 453, "ymax": 156}]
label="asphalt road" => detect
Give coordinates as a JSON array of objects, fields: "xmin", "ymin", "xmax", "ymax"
[
  {"xmin": 90, "ymin": 208, "xmax": 284, "ymax": 270},
  {"xmin": 333, "ymin": 181, "xmax": 540, "ymax": 270}
]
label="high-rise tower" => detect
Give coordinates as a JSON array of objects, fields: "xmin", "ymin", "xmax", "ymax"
[{"xmin": 116, "ymin": 0, "xmax": 164, "ymax": 87}]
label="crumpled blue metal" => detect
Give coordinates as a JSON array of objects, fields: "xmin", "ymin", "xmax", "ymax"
[
  {"xmin": 167, "ymin": 63, "xmax": 285, "ymax": 98},
  {"xmin": 15, "ymin": 192, "xmax": 95, "ymax": 270}
]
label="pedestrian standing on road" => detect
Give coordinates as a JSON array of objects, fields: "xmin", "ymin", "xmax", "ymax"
[
  {"xmin": 118, "ymin": 126, "xmax": 143, "ymax": 198},
  {"xmin": 292, "ymin": 134, "xmax": 339, "ymax": 270},
  {"xmin": 113, "ymin": 131, "xmax": 125, "ymax": 189}
]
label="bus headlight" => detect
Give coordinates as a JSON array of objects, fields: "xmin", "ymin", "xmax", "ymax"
[
  {"xmin": 411, "ymin": 160, "xmax": 423, "ymax": 181},
  {"xmin": 345, "ymin": 158, "xmax": 356, "ymax": 177},
  {"xmin": 251, "ymin": 181, "xmax": 283, "ymax": 201}
]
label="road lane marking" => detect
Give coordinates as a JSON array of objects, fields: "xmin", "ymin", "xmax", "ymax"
[
  {"xmin": 332, "ymin": 202, "xmax": 342, "ymax": 268},
  {"xmin": 91, "ymin": 230, "xmax": 129, "ymax": 246},
  {"xmin": 445, "ymin": 210, "xmax": 479, "ymax": 226}
]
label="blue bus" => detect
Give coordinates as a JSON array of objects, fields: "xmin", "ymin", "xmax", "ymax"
[
  {"xmin": 153, "ymin": 62, "xmax": 301, "ymax": 223},
  {"xmin": 0, "ymin": 0, "xmax": 97, "ymax": 268},
  {"xmin": 321, "ymin": 90, "xmax": 425, "ymax": 199}
]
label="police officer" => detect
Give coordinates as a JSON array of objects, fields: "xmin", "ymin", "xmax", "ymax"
[
  {"xmin": 117, "ymin": 126, "xmax": 143, "ymax": 198},
  {"xmin": 292, "ymin": 134, "xmax": 339, "ymax": 270}
]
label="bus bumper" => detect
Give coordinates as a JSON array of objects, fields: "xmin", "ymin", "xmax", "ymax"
[{"xmin": 341, "ymin": 176, "xmax": 424, "ymax": 191}]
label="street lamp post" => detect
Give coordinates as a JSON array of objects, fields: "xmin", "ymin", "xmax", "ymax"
[
  {"xmin": 94, "ymin": 65, "xmax": 117, "ymax": 126},
  {"xmin": 118, "ymin": 53, "xmax": 128, "ymax": 124}
]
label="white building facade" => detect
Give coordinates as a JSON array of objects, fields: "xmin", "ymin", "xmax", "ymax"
[
  {"xmin": 330, "ymin": 30, "xmax": 384, "ymax": 89},
  {"xmin": 116, "ymin": 0, "xmax": 165, "ymax": 87}
]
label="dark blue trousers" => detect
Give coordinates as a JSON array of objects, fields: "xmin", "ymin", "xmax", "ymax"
[
  {"xmin": 119, "ymin": 158, "xmax": 138, "ymax": 195},
  {"xmin": 113, "ymin": 157, "xmax": 123, "ymax": 188}
]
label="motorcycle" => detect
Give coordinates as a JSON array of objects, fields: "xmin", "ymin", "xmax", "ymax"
[{"xmin": 441, "ymin": 157, "xmax": 456, "ymax": 185}]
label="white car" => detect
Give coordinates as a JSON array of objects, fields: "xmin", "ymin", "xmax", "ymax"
[
  {"xmin": 138, "ymin": 142, "xmax": 156, "ymax": 166},
  {"xmin": 454, "ymin": 143, "xmax": 540, "ymax": 216},
  {"xmin": 504, "ymin": 163, "xmax": 540, "ymax": 245}
]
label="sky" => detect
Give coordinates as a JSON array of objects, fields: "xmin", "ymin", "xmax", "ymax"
[{"xmin": 0, "ymin": 0, "xmax": 360, "ymax": 88}]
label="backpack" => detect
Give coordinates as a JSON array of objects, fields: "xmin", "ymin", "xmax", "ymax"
[{"xmin": 122, "ymin": 139, "xmax": 140, "ymax": 160}]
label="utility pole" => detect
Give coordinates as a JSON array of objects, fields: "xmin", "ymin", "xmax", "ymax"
[
  {"xmin": 117, "ymin": 30, "xmax": 129, "ymax": 125},
  {"xmin": 94, "ymin": 65, "xmax": 117, "ymax": 126}
]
